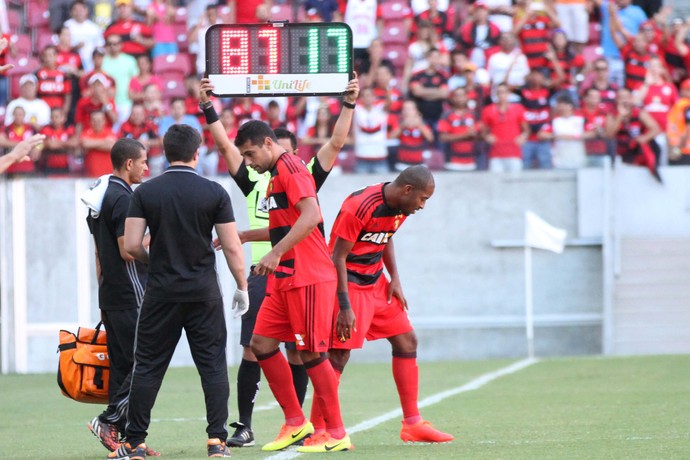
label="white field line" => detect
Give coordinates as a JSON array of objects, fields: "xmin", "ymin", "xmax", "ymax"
[{"xmin": 267, "ymin": 357, "xmax": 539, "ymax": 460}]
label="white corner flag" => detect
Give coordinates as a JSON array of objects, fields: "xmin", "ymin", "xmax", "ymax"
[{"xmin": 524, "ymin": 211, "xmax": 567, "ymax": 254}]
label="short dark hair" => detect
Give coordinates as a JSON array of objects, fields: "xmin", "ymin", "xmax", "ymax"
[
  {"xmin": 393, "ymin": 165, "xmax": 434, "ymax": 190},
  {"xmin": 555, "ymin": 93, "xmax": 574, "ymax": 106},
  {"xmin": 235, "ymin": 120, "xmax": 277, "ymax": 148},
  {"xmin": 70, "ymin": 0, "xmax": 87, "ymax": 10},
  {"xmin": 111, "ymin": 138, "xmax": 145, "ymax": 170},
  {"xmin": 273, "ymin": 127, "xmax": 297, "ymax": 151},
  {"xmin": 163, "ymin": 124, "xmax": 202, "ymax": 163}
]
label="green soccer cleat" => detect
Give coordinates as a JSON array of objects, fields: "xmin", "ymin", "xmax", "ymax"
[{"xmin": 261, "ymin": 420, "xmax": 314, "ymax": 451}]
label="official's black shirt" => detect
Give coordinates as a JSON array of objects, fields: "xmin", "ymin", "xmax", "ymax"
[
  {"xmin": 127, "ymin": 166, "xmax": 235, "ymax": 302},
  {"xmin": 87, "ymin": 176, "xmax": 148, "ymax": 311}
]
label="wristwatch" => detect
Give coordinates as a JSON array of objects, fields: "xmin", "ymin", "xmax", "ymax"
[{"xmin": 199, "ymin": 100, "xmax": 213, "ymax": 110}]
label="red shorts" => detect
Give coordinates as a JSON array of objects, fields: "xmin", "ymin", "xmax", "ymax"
[
  {"xmin": 331, "ymin": 276, "xmax": 413, "ymax": 350},
  {"xmin": 253, "ymin": 281, "xmax": 336, "ymax": 352}
]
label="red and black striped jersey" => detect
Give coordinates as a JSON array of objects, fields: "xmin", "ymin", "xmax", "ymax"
[
  {"xmin": 36, "ymin": 67, "xmax": 71, "ymax": 109},
  {"xmin": 398, "ymin": 124, "xmax": 428, "ymax": 165},
  {"xmin": 437, "ymin": 110, "xmax": 477, "ymax": 165},
  {"xmin": 39, "ymin": 124, "xmax": 75, "ymax": 175},
  {"xmin": 267, "ymin": 152, "xmax": 335, "ymax": 289},
  {"xmin": 621, "ymin": 43, "xmax": 650, "ymax": 91},
  {"xmin": 329, "ymin": 183, "xmax": 406, "ymax": 288},
  {"xmin": 520, "ymin": 87, "xmax": 551, "ymax": 140},
  {"xmin": 517, "ymin": 16, "xmax": 552, "ymax": 71}
]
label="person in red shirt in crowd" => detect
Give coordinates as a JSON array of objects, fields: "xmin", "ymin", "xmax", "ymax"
[
  {"xmin": 104, "ymin": 0, "xmax": 154, "ymax": 57},
  {"xmin": 36, "ymin": 45, "xmax": 72, "ymax": 116},
  {"xmin": 609, "ymin": 8, "xmax": 653, "ymax": 91},
  {"xmin": 606, "ymin": 87, "xmax": 662, "ymax": 181},
  {"xmin": 480, "ymin": 83, "xmax": 529, "ymax": 172},
  {"xmin": 438, "ymin": 87, "xmax": 479, "ymax": 171},
  {"xmin": 519, "ymin": 69, "xmax": 553, "ymax": 169},
  {"xmin": 215, "ymin": 108, "xmax": 239, "ymax": 175},
  {"xmin": 119, "ymin": 103, "xmax": 160, "ymax": 152},
  {"xmin": 0, "ymin": 33, "xmax": 15, "ymax": 107},
  {"xmin": 409, "ymin": 48, "xmax": 449, "ymax": 134},
  {"xmin": 301, "ymin": 105, "xmax": 336, "ymax": 161},
  {"xmin": 265, "ymin": 101, "xmax": 284, "ymax": 130},
  {"xmin": 634, "ymin": 56, "xmax": 678, "ymax": 166},
  {"xmin": 39, "ymin": 107, "xmax": 78, "ymax": 176},
  {"xmin": 414, "ymin": 0, "xmax": 449, "ymax": 41},
  {"xmin": 548, "ymin": 29, "xmax": 585, "ymax": 101},
  {"xmin": 580, "ymin": 87, "xmax": 611, "ymax": 167},
  {"xmin": 232, "ymin": 97, "xmax": 266, "ymax": 125},
  {"xmin": 75, "ymin": 73, "xmax": 118, "ymax": 133},
  {"xmin": 390, "ymin": 100, "xmax": 434, "ymax": 170},
  {"xmin": 56, "ymin": 26, "xmax": 83, "ymax": 80},
  {"xmin": 0, "ymin": 106, "xmax": 37, "ymax": 175},
  {"xmin": 80, "ymin": 48, "xmax": 116, "ymax": 93},
  {"xmin": 581, "ymin": 57, "xmax": 619, "ymax": 111},
  {"xmin": 128, "ymin": 54, "xmax": 162, "ymax": 105},
  {"xmin": 229, "ymin": 0, "xmax": 266, "ymax": 23},
  {"xmin": 81, "ymin": 110, "xmax": 117, "ymax": 177},
  {"xmin": 513, "ymin": 0, "xmax": 560, "ymax": 74},
  {"xmin": 665, "ymin": 17, "xmax": 690, "ymax": 85},
  {"xmin": 457, "ymin": 1, "xmax": 502, "ymax": 69},
  {"xmin": 142, "ymin": 83, "xmax": 164, "ymax": 126},
  {"xmin": 403, "ymin": 22, "xmax": 449, "ymax": 89}
]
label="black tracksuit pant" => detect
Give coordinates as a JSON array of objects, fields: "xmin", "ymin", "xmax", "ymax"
[{"xmin": 125, "ymin": 298, "xmax": 229, "ymax": 445}]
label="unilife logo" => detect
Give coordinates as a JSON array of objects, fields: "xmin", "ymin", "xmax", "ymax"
[{"xmin": 249, "ymin": 75, "xmax": 311, "ymax": 92}]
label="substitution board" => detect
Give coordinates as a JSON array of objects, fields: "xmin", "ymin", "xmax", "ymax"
[{"xmin": 205, "ymin": 22, "xmax": 353, "ymax": 97}]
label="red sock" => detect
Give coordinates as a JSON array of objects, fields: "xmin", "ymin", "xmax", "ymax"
[
  {"xmin": 256, "ymin": 349, "xmax": 305, "ymax": 426},
  {"xmin": 309, "ymin": 369, "xmax": 341, "ymax": 433},
  {"xmin": 392, "ymin": 354, "xmax": 421, "ymax": 424},
  {"xmin": 305, "ymin": 358, "xmax": 346, "ymax": 439}
]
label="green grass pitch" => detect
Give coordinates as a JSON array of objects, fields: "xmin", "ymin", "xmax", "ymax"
[{"xmin": 1, "ymin": 355, "xmax": 688, "ymax": 459}]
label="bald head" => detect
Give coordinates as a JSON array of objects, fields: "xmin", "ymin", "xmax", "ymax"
[
  {"xmin": 393, "ymin": 165, "xmax": 435, "ymax": 190},
  {"xmin": 387, "ymin": 165, "xmax": 435, "ymax": 216}
]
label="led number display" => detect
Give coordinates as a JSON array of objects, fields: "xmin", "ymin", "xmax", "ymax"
[{"xmin": 206, "ymin": 22, "xmax": 353, "ymax": 97}]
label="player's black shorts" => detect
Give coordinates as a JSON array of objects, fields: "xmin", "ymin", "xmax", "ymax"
[{"xmin": 240, "ymin": 272, "xmax": 267, "ymax": 347}]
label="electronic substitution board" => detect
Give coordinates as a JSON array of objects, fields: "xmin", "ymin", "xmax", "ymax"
[{"xmin": 205, "ymin": 22, "xmax": 353, "ymax": 97}]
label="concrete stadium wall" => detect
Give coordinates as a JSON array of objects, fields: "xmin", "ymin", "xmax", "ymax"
[{"xmin": 1, "ymin": 169, "xmax": 615, "ymax": 373}]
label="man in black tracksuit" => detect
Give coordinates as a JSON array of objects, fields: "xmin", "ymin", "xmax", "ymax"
[
  {"xmin": 86, "ymin": 138, "xmax": 154, "ymax": 454},
  {"xmin": 111, "ymin": 124, "xmax": 249, "ymax": 460}
]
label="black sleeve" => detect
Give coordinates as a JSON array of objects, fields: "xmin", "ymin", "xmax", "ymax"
[
  {"xmin": 111, "ymin": 194, "xmax": 131, "ymax": 238},
  {"xmin": 127, "ymin": 188, "xmax": 145, "ymax": 219},
  {"xmin": 311, "ymin": 156, "xmax": 331, "ymax": 192},
  {"xmin": 214, "ymin": 184, "xmax": 235, "ymax": 224},
  {"xmin": 231, "ymin": 161, "xmax": 257, "ymax": 197}
]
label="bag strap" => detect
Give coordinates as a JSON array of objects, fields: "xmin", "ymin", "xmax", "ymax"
[{"xmin": 91, "ymin": 321, "xmax": 104, "ymax": 345}]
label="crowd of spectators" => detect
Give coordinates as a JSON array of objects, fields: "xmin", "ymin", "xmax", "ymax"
[{"xmin": 1, "ymin": 0, "xmax": 689, "ymax": 177}]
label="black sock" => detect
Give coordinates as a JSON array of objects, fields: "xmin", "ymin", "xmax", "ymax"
[
  {"xmin": 236, "ymin": 359, "xmax": 261, "ymax": 428},
  {"xmin": 290, "ymin": 363, "xmax": 309, "ymax": 408}
]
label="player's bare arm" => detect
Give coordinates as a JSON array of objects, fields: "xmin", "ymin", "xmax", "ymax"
[
  {"xmin": 315, "ymin": 75, "xmax": 360, "ymax": 171},
  {"xmin": 199, "ymin": 78, "xmax": 244, "ymax": 175},
  {"xmin": 215, "ymin": 222, "xmax": 249, "ymax": 291},
  {"xmin": 253, "ymin": 196, "xmax": 321, "ymax": 276},
  {"xmin": 332, "ymin": 236, "xmax": 357, "ymax": 341},
  {"xmin": 123, "ymin": 217, "xmax": 150, "ymax": 265},
  {"xmin": 117, "ymin": 236, "xmax": 136, "ymax": 262},
  {"xmin": 0, "ymin": 134, "xmax": 45, "ymax": 174},
  {"xmin": 383, "ymin": 239, "xmax": 408, "ymax": 310}
]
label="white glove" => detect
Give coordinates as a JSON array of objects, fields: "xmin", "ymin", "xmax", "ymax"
[{"xmin": 232, "ymin": 289, "xmax": 250, "ymax": 318}]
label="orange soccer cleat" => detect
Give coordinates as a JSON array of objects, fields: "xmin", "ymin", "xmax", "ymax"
[{"xmin": 400, "ymin": 420, "xmax": 454, "ymax": 443}]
